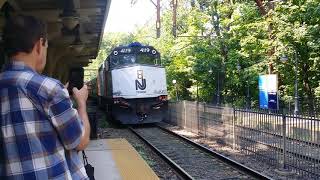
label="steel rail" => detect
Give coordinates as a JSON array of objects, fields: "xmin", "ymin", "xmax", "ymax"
[
  {"xmin": 156, "ymin": 125, "xmax": 273, "ymax": 180},
  {"xmin": 129, "ymin": 126, "xmax": 194, "ymax": 180}
]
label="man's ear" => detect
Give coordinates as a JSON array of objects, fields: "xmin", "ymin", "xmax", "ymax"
[{"xmin": 34, "ymin": 39, "xmax": 42, "ymax": 55}]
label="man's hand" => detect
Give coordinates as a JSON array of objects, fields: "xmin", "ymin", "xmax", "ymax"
[
  {"xmin": 72, "ymin": 85, "xmax": 90, "ymax": 151},
  {"xmin": 72, "ymin": 85, "xmax": 88, "ymax": 108}
]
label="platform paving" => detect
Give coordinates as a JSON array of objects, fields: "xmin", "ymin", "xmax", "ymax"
[{"xmin": 81, "ymin": 138, "xmax": 159, "ymax": 180}]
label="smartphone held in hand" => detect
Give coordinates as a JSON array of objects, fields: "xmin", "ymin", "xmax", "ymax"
[{"xmin": 68, "ymin": 67, "xmax": 84, "ymax": 95}]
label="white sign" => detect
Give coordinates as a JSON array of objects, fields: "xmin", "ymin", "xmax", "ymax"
[
  {"xmin": 112, "ymin": 66, "xmax": 167, "ymax": 99},
  {"xmin": 259, "ymin": 74, "xmax": 278, "ymax": 92}
]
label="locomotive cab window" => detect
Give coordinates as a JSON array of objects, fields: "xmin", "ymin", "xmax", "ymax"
[
  {"xmin": 136, "ymin": 53, "xmax": 160, "ymax": 65},
  {"xmin": 110, "ymin": 53, "xmax": 160, "ymax": 68},
  {"xmin": 122, "ymin": 54, "xmax": 136, "ymax": 64},
  {"xmin": 110, "ymin": 54, "xmax": 135, "ymax": 68}
]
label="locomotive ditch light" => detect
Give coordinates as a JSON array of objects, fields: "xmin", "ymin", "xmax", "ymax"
[
  {"xmin": 152, "ymin": 103, "xmax": 163, "ymax": 110},
  {"xmin": 137, "ymin": 113, "xmax": 147, "ymax": 121}
]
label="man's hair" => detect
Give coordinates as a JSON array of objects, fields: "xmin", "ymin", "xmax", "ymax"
[{"xmin": 2, "ymin": 15, "xmax": 47, "ymax": 58}]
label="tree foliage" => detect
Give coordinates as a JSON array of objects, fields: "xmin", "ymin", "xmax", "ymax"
[{"xmin": 87, "ymin": 0, "xmax": 320, "ymax": 109}]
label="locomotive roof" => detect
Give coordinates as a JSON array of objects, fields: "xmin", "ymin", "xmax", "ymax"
[
  {"xmin": 109, "ymin": 43, "xmax": 160, "ymax": 57},
  {"xmin": 112, "ymin": 44, "xmax": 157, "ymax": 52},
  {"xmin": 98, "ymin": 43, "xmax": 160, "ymax": 69}
]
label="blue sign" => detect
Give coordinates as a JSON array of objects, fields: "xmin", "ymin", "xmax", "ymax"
[
  {"xmin": 259, "ymin": 90, "xmax": 268, "ymax": 109},
  {"xmin": 258, "ymin": 75, "xmax": 278, "ymax": 110}
]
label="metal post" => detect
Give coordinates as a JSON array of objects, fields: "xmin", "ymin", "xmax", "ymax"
[
  {"xmin": 246, "ymin": 80, "xmax": 250, "ymax": 109},
  {"xmin": 282, "ymin": 114, "xmax": 287, "ymax": 169},
  {"xmin": 232, "ymin": 107, "xmax": 236, "ymax": 149},
  {"xmin": 294, "ymin": 52, "xmax": 299, "ymax": 115},
  {"xmin": 204, "ymin": 103, "xmax": 207, "ymax": 138},
  {"xmin": 196, "ymin": 82, "xmax": 199, "ymax": 101},
  {"xmin": 196, "ymin": 101, "xmax": 200, "ymax": 135},
  {"xmin": 175, "ymin": 84, "xmax": 178, "ymax": 101},
  {"xmin": 183, "ymin": 101, "xmax": 187, "ymax": 129},
  {"xmin": 168, "ymin": 101, "xmax": 171, "ymax": 123},
  {"xmin": 217, "ymin": 72, "xmax": 220, "ymax": 105},
  {"xmin": 288, "ymin": 100, "xmax": 291, "ymax": 114}
]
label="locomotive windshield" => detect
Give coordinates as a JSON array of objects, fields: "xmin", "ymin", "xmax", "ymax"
[
  {"xmin": 111, "ymin": 54, "xmax": 136, "ymax": 67},
  {"xmin": 109, "ymin": 46, "xmax": 160, "ymax": 69},
  {"xmin": 136, "ymin": 54, "xmax": 159, "ymax": 65}
]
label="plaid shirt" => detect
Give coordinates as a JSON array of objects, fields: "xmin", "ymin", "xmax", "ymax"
[{"xmin": 0, "ymin": 61, "xmax": 88, "ymax": 180}]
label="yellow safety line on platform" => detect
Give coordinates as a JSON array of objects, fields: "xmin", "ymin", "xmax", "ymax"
[{"xmin": 107, "ymin": 138, "xmax": 159, "ymax": 180}]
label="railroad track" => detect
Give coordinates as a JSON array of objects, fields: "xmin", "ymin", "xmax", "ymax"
[{"xmin": 129, "ymin": 125, "xmax": 272, "ymax": 180}]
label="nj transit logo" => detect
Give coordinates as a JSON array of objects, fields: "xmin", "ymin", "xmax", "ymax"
[{"xmin": 135, "ymin": 70, "xmax": 146, "ymax": 90}]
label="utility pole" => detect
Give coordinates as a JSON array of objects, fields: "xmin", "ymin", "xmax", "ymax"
[
  {"xmin": 246, "ymin": 80, "xmax": 250, "ymax": 109},
  {"xmin": 147, "ymin": 0, "xmax": 161, "ymax": 38},
  {"xmin": 172, "ymin": 0, "xmax": 177, "ymax": 38},
  {"xmin": 156, "ymin": 0, "xmax": 161, "ymax": 38}
]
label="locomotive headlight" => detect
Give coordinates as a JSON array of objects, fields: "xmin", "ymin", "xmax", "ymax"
[
  {"xmin": 113, "ymin": 99, "xmax": 120, "ymax": 104},
  {"xmin": 152, "ymin": 50, "xmax": 157, "ymax": 54},
  {"xmin": 159, "ymin": 95, "xmax": 168, "ymax": 101},
  {"xmin": 113, "ymin": 98, "xmax": 130, "ymax": 107}
]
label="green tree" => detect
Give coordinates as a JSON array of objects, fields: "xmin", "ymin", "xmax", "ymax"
[{"xmin": 87, "ymin": 0, "xmax": 320, "ymax": 112}]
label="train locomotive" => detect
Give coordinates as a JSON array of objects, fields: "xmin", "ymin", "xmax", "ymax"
[{"xmin": 97, "ymin": 42, "xmax": 168, "ymax": 124}]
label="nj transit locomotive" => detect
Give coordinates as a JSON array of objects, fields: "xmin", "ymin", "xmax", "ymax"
[{"xmin": 97, "ymin": 42, "xmax": 168, "ymax": 124}]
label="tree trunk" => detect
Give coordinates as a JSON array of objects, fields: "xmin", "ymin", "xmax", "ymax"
[
  {"xmin": 302, "ymin": 61, "xmax": 315, "ymax": 115},
  {"xmin": 253, "ymin": 0, "xmax": 276, "ymax": 74},
  {"xmin": 254, "ymin": 0, "xmax": 267, "ymax": 15},
  {"xmin": 211, "ymin": 2, "xmax": 228, "ymax": 105}
]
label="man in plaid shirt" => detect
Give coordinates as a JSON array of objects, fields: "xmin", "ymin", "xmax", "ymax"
[{"xmin": 0, "ymin": 15, "xmax": 91, "ymax": 179}]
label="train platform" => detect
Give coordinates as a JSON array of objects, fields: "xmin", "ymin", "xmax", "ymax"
[{"xmin": 81, "ymin": 138, "xmax": 159, "ymax": 180}]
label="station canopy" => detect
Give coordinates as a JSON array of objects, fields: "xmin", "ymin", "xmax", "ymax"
[{"xmin": 0, "ymin": 0, "xmax": 111, "ymax": 81}]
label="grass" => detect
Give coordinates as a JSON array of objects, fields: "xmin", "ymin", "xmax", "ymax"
[
  {"xmin": 96, "ymin": 113, "xmax": 110, "ymax": 128},
  {"xmin": 132, "ymin": 143, "xmax": 156, "ymax": 167}
]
